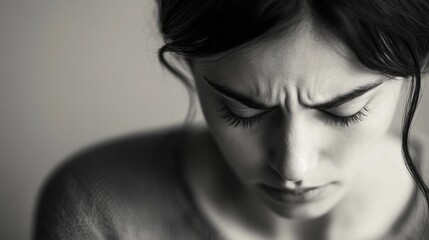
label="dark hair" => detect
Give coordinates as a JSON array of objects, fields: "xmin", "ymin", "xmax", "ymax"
[{"xmin": 156, "ymin": 0, "xmax": 429, "ymax": 237}]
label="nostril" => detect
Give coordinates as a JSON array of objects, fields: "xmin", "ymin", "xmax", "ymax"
[
  {"xmin": 267, "ymin": 148, "xmax": 307, "ymax": 182},
  {"xmin": 267, "ymin": 148, "xmax": 285, "ymax": 179}
]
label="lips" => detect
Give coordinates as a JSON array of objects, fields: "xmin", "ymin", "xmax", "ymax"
[{"xmin": 259, "ymin": 183, "xmax": 333, "ymax": 204}]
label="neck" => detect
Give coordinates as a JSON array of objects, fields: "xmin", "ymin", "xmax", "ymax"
[{"xmin": 325, "ymin": 135, "xmax": 415, "ymax": 239}]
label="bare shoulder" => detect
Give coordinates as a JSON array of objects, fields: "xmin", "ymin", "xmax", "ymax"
[{"xmin": 34, "ymin": 125, "xmax": 209, "ymax": 240}]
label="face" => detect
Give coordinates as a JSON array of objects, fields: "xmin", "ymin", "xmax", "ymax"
[{"xmin": 190, "ymin": 23, "xmax": 404, "ymax": 219}]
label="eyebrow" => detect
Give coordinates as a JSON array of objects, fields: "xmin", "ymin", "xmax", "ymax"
[
  {"xmin": 205, "ymin": 77, "xmax": 274, "ymax": 109},
  {"xmin": 204, "ymin": 76, "xmax": 388, "ymax": 110},
  {"xmin": 306, "ymin": 78, "xmax": 387, "ymax": 110}
]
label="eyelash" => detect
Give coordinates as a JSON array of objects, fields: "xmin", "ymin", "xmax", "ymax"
[
  {"xmin": 218, "ymin": 106, "xmax": 370, "ymax": 129},
  {"xmin": 218, "ymin": 106, "xmax": 264, "ymax": 130},
  {"xmin": 320, "ymin": 106, "xmax": 370, "ymax": 127}
]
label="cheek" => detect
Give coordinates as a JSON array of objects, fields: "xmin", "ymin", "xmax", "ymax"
[
  {"xmin": 322, "ymin": 96, "xmax": 399, "ymax": 179},
  {"xmin": 196, "ymin": 86, "xmax": 268, "ymax": 181},
  {"xmin": 213, "ymin": 128, "xmax": 267, "ymax": 181}
]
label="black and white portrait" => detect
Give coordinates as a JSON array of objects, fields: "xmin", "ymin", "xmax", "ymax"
[{"xmin": 1, "ymin": 1, "xmax": 429, "ymax": 240}]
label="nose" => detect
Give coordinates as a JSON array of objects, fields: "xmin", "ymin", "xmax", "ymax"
[{"xmin": 268, "ymin": 116, "xmax": 318, "ymax": 182}]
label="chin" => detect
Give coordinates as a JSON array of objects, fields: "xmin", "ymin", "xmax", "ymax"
[{"xmin": 267, "ymin": 201, "xmax": 334, "ymax": 219}]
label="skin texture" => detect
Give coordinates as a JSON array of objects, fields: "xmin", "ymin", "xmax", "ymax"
[{"xmin": 184, "ymin": 22, "xmax": 415, "ymax": 240}]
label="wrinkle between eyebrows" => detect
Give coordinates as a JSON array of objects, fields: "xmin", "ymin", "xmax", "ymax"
[
  {"xmin": 280, "ymin": 85, "xmax": 292, "ymax": 113},
  {"xmin": 300, "ymin": 70, "xmax": 320, "ymax": 109}
]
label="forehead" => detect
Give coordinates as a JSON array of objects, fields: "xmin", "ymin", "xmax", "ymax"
[{"xmin": 192, "ymin": 23, "xmax": 384, "ymax": 104}]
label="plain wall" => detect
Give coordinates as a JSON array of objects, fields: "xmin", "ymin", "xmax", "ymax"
[
  {"xmin": 0, "ymin": 1, "xmax": 203, "ymax": 239},
  {"xmin": 0, "ymin": 1, "xmax": 428, "ymax": 240}
]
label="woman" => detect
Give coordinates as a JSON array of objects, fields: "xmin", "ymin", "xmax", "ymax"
[{"xmin": 35, "ymin": 0, "xmax": 429, "ymax": 239}]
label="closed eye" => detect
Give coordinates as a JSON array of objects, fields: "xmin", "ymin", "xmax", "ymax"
[
  {"xmin": 218, "ymin": 105, "xmax": 273, "ymax": 129},
  {"xmin": 320, "ymin": 106, "xmax": 371, "ymax": 127}
]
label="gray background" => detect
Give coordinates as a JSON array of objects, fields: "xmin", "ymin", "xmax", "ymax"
[{"xmin": 0, "ymin": 1, "xmax": 427, "ymax": 240}]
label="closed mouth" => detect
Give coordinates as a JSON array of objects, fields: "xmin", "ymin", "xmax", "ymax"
[{"xmin": 259, "ymin": 183, "xmax": 333, "ymax": 203}]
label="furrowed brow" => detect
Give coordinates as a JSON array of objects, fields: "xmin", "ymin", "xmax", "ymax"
[
  {"xmin": 204, "ymin": 76, "xmax": 274, "ymax": 110},
  {"xmin": 306, "ymin": 78, "xmax": 388, "ymax": 110}
]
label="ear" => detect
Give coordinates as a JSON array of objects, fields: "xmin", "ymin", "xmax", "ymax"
[
  {"xmin": 166, "ymin": 52, "xmax": 195, "ymax": 89},
  {"xmin": 160, "ymin": 51, "xmax": 198, "ymax": 122}
]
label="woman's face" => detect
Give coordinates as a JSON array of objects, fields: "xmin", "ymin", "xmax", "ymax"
[{"xmin": 190, "ymin": 25, "xmax": 404, "ymax": 219}]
